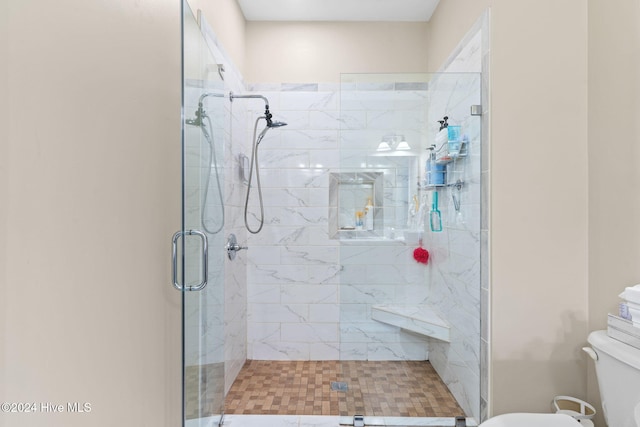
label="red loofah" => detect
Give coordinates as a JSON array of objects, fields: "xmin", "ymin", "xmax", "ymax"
[{"xmin": 413, "ymin": 247, "xmax": 429, "ymax": 264}]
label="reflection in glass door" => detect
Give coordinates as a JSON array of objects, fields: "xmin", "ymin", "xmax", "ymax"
[{"xmin": 179, "ymin": 2, "xmax": 226, "ymax": 426}]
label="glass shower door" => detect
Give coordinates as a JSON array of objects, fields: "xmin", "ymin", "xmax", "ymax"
[
  {"xmin": 180, "ymin": 2, "xmax": 226, "ymax": 426},
  {"xmin": 338, "ymin": 72, "xmax": 482, "ymax": 423}
]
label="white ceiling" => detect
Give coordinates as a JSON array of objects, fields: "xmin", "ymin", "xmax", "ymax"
[{"xmin": 237, "ymin": 0, "xmax": 441, "ymax": 22}]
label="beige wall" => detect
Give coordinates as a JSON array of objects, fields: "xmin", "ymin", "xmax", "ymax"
[
  {"xmin": 587, "ymin": 1, "xmax": 640, "ymax": 425},
  {"xmin": 0, "ymin": 0, "xmax": 8, "ymax": 418},
  {"xmin": 187, "ymin": 0, "xmax": 246, "ymax": 76},
  {"xmin": 2, "ymin": 1, "xmax": 181, "ymax": 426},
  {"xmin": 425, "ymin": 0, "xmax": 489, "ymax": 71},
  {"xmin": 429, "ymin": 0, "xmax": 590, "ymax": 417},
  {"xmin": 491, "ymin": 0, "xmax": 588, "ymax": 416},
  {"xmin": 245, "ymin": 22, "xmax": 429, "ymax": 83}
]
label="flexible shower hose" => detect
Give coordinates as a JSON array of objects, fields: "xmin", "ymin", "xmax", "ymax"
[
  {"xmin": 199, "ymin": 114, "xmax": 225, "ymax": 234},
  {"xmin": 244, "ymin": 116, "xmax": 269, "ymax": 234}
]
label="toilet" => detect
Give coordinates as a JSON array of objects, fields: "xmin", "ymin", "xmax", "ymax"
[
  {"xmin": 478, "ymin": 413, "xmax": 580, "ymax": 426},
  {"xmin": 479, "ymin": 330, "xmax": 640, "ymax": 427},
  {"xmin": 584, "ymin": 330, "xmax": 640, "ymax": 427}
]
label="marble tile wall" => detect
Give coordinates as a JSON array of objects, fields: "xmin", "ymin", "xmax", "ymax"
[
  {"xmin": 244, "ymin": 83, "xmax": 342, "ymax": 360},
  {"xmin": 242, "ymin": 82, "xmax": 438, "ymax": 362}
]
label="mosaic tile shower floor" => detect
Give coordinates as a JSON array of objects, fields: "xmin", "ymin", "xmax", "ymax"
[{"xmin": 224, "ymin": 360, "xmax": 463, "ymax": 418}]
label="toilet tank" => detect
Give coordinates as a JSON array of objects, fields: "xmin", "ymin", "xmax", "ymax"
[{"xmin": 588, "ymin": 330, "xmax": 640, "ymax": 427}]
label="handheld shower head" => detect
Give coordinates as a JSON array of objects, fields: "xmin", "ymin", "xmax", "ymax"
[
  {"xmin": 256, "ymin": 119, "xmax": 287, "ymax": 146},
  {"xmin": 186, "ymin": 116, "xmax": 202, "ymax": 126},
  {"xmin": 186, "ymin": 93, "xmax": 224, "ymax": 127},
  {"xmin": 186, "ymin": 104, "xmax": 204, "ymax": 126},
  {"xmin": 268, "ymin": 121, "xmax": 287, "ymax": 128}
]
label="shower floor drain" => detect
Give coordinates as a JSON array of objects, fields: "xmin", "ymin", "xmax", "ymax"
[{"xmin": 330, "ymin": 381, "xmax": 348, "ymax": 392}]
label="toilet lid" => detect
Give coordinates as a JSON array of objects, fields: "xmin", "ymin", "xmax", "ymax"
[{"xmin": 479, "ymin": 413, "xmax": 580, "ymax": 427}]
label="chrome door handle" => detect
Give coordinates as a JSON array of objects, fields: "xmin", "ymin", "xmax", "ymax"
[
  {"xmin": 172, "ymin": 229, "xmax": 208, "ymax": 291},
  {"xmin": 225, "ymin": 233, "xmax": 247, "ymax": 260}
]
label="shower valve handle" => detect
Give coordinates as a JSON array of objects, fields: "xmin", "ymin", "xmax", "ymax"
[{"xmin": 225, "ymin": 233, "xmax": 248, "ymax": 260}]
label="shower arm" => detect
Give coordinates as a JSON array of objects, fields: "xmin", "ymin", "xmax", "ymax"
[
  {"xmin": 196, "ymin": 92, "xmax": 225, "ymax": 113},
  {"xmin": 229, "ymin": 92, "xmax": 273, "ymax": 124},
  {"xmin": 188, "ymin": 92, "xmax": 226, "ymax": 125}
]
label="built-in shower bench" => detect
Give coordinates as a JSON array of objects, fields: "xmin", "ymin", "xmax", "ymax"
[{"xmin": 371, "ymin": 305, "xmax": 450, "ymax": 342}]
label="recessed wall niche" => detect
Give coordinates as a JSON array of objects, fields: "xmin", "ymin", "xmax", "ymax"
[{"xmin": 329, "ymin": 172, "xmax": 383, "ymax": 239}]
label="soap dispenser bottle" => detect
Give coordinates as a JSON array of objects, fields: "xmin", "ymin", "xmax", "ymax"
[{"xmin": 364, "ymin": 198, "xmax": 374, "ymax": 230}]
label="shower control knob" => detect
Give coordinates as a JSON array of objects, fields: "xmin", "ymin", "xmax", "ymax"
[{"xmin": 225, "ymin": 233, "xmax": 248, "ymax": 260}]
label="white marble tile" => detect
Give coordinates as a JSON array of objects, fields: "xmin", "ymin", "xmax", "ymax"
[
  {"xmin": 278, "ymin": 129, "xmax": 339, "ymax": 150},
  {"xmin": 281, "ymin": 284, "xmax": 338, "ymax": 304},
  {"xmin": 339, "ymin": 129, "xmax": 386, "ymax": 149},
  {"xmin": 259, "ymin": 188, "xmax": 309, "ymax": 208},
  {"xmin": 309, "ymin": 303, "xmax": 340, "ymax": 322},
  {"xmin": 304, "ymin": 188, "xmax": 329, "ymax": 208},
  {"xmin": 339, "ymin": 321, "xmax": 401, "ymax": 343},
  {"xmin": 263, "ymin": 207, "xmax": 328, "ymax": 227},
  {"xmin": 248, "ymin": 264, "xmax": 310, "ymax": 284},
  {"xmin": 335, "ymin": 110, "xmax": 367, "ymax": 130},
  {"xmin": 280, "ymin": 246, "xmax": 339, "ymax": 265},
  {"xmin": 251, "ymin": 341, "xmax": 310, "ymax": 360},
  {"xmin": 396, "ymin": 285, "xmax": 430, "ymax": 305},
  {"xmin": 249, "ymin": 303, "xmax": 308, "ymax": 323},
  {"xmin": 270, "ymin": 110, "xmax": 310, "ymax": 130},
  {"xmin": 247, "ymin": 321, "xmax": 280, "ymax": 343},
  {"xmin": 340, "ymin": 284, "xmax": 396, "ymax": 305},
  {"xmin": 339, "ymin": 264, "xmax": 369, "ymax": 284},
  {"xmin": 247, "ymin": 82, "xmax": 282, "ymax": 92},
  {"xmin": 340, "ymin": 245, "xmax": 412, "ymax": 266},
  {"xmin": 248, "ymin": 225, "xmax": 310, "ymax": 246},
  {"xmin": 355, "ymin": 81, "xmax": 395, "ymax": 91},
  {"xmin": 247, "ymin": 283, "xmax": 280, "ymax": 304},
  {"xmin": 261, "ymin": 168, "xmax": 329, "ymax": 189},
  {"xmin": 307, "ymin": 264, "xmax": 341, "ymax": 284},
  {"xmin": 281, "ymin": 322, "xmax": 338, "ymax": 343},
  {"xmin": 339, "ymin": 342, "xmax": 368, "ymax": 360},
  {"xmin": 247, "ymin": 245, "xmax": 282, "ymax": 265},
  {"xmin": 280, "ymin": 91, "xmax": 337, "ymax": 111},
  {"xmin": 258, "ymin": 149, "xmax": 310, "ymax": 168},
  {"xmin": 309, "ymin": 342, "xmax": 340, "ymax": 360},
  {"xmin": 338, "ymin": 303, "xmax": 369, "ymax": 323},
  {"xmin": 367, "ymin": 341, "xmax": 428, "ymax": 361},
  {"xmin": 365, "ymin": 262, "xmax": 424, "ymax": 285}
]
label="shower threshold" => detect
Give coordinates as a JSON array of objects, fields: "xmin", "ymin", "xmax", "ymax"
[
  {"xmin": 186, "ymin": 415, "xmax": 478, "ymax": 427},
  {"xmin": 338, "ymin": 415, "xmax": 477, "ymax": 426}
]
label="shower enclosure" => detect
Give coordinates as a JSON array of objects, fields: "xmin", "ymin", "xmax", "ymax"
[{"xmin": 178, "ymin": 2, "xmax": 485, "ymax": 426}]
